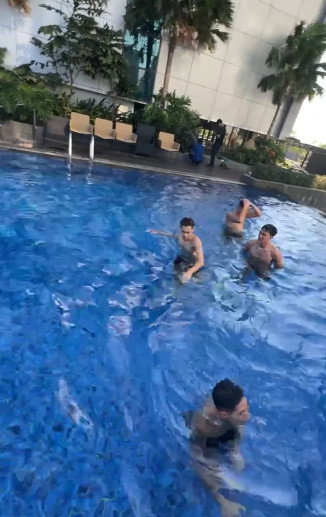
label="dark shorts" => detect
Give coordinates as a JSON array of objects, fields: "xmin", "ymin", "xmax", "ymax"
[
  {"xmin": 224, "ymin": 226, "xmax": 243, "ymax": 239},
  {"xmin": 190, "ymin": 426, "xmax": 239, "ymax": 452},
  {"xmin": 174, "ymin": 255, "xmax": 194, "ymax": 273}
]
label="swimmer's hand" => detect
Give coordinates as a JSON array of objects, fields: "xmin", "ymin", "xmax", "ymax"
[
  {"xmin": 146, "ymin": 229, "xmax": 158, "ymax": 234},
  {"xmin": 219, "ymin": 496, "xmax": 246, "ymax": 517},
  {"xmin": 181, "ymin": 270, "xmax": 193, "ymax": 283},
  {"xmin": 230, "ymin": 451, "xmax": 245, "ymax": 472}
]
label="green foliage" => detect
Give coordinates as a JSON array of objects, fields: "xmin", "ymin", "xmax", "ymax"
[
  {"xmin": 138, "ymin": 90, "xmax": 200, "ymax": 148},
  {"xmin": 125, "ymin": 0, "xmax": 234, "ymax": 52},
  {"xmin": 31, "ymin": 0, "xmax": 132, "ymax": 105},
  {"xmin": 227, "ymin": 137, "xmax": 286, "ymax": 166},
  {"xmin": 70, "ymin": 98, "xmax": 116, "ymax": 123},
  {"xmin": 124, "ymin": 0, "xmax": 163, "ymax": 66},
  {"xmin": 0, "ymin": 49, "xmax": 58, "ymax": 123},
  {"xmin": 258, "ymin": 22, "xmax": 326, "ymax": 107},
  {"xmin": 252, "ymin": 164, "xmax": 314, "ymax": 187},
  {"xmin": 252, "ymin": 164, "xmax": 326, "ymax": 191},
  {"xmin": 128, "ymin": 0, "xmax": 234, "ymax": 93},
  {"xmin": 313, "ymin": 175, "xmax": 326, "ymax": 191},
  {"xmin": 162, "ymin": 0, "xmax": 234, "ymax": 50}
]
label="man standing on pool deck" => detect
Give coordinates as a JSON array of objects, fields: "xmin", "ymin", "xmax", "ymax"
[
  {"xmin": 207, "ymin": 119, "xmax": 226, "ymax": 167},
  {"xmin": 225, "ymin": 198, "xmax": 262, "ymax": 238},
  {"xmin": 188, "ymin": 379, "xmax": 249, "ymax": 517},
  {"xmin": 148, "ymin": 217, "xmax": 204, "ymax": 282},
  {"xmin": 245, "ymin": 224, "xmax": 283, "ymax": 275}
]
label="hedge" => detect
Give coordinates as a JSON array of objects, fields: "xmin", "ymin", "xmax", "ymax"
[{"xmin": 252, "ymin": 164, "xmax": 326, "ymax": 191}]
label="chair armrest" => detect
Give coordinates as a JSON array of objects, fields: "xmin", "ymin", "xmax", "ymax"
[{"xmin": 173, "ymin": 141, "xmax": 180, "ymax": 151}]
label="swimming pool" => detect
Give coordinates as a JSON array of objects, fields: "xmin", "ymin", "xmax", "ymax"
[{"xmin": 0, "ymin": 150, "xmax": 325, "ymax": 517}]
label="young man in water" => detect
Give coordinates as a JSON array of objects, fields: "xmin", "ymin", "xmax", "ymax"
[
  {"xmin": 148, "ymin": 217, "xmax": 204, "ymax": 282},
  {"xmin": 225, "ymin": 198, "xmax": 261, "ymax": 238},
  {"xmin": 188, "ymin": 379, "xmax": 249, "ymax": 517},
  {"xmin": 245, "ymin": 224, "xmax": 283, "ymax": 275}
]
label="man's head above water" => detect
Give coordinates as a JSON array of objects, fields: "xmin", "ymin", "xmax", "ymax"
[
  {"xmin": 180, "ymin": 217, "xmax": 195, "ymax": 241},
  {"xmin": 258, "ymin": 224, "xmax": 277, "ymax": 247},
  {"xmin": 212, "ymin": 379, "xmax": 249, "ymax": 426}
]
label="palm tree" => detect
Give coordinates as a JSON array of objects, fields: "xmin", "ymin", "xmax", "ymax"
[
  {"xmin": 258, "ymin": 22, "xmax": 326, "ymax": 137},
  {"xmin": 124, "ymin": 0, "xmax": 164, "ymax": 99},
  {"xmin": 124, "ymin": 0, "xmax": 164, "ymax": 71},
  {"xmin": 161, "ymin": 0, "xmax": 234, "ymax": 95}
]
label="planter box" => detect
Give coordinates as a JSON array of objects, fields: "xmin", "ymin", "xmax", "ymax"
[
  {"xmin": 244, "ymin": 174, "xmax": 326, "ymax": 213},
  {"xmin": 0, "ymin": 120, "xmax": 35, "ymax": 146}
]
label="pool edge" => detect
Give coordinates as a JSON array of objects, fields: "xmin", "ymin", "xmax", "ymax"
[{"xmin": 0, "ymin": 143, "xmax": 245, "ymax": 186}]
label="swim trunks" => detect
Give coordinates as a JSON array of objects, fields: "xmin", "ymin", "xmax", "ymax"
[{"xmin": 224, "ymin": 226, "xmax": 243, "ymax": 239}]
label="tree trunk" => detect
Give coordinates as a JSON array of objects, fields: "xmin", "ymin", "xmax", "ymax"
[
  {"xmin": 146, "ymin": 34, "xmax": 154, "ymax": 70},
  {"xmin": 267, "ymin": 104, "xmax": 281, "ymax": 137},
  {"xmin": 162, "ymin": 30, "xmax": 177, "ymax": 96}
]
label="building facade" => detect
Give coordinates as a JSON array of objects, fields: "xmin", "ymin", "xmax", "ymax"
[{"xmin": 1, "ymin": 0, "xmax": 326, "ymax": 136}]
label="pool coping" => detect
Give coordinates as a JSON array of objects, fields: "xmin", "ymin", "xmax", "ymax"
[{"xmin": 0, "ymin": 143, "xmax": 245, "ymax": 186}]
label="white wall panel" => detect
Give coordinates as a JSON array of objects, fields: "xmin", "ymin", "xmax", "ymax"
[
  {"xmin": 271, "ymin": 0, "xmax": 302, "ymax": 18},
  {"xmin": 188, "ymin": 53, "xmax": 223, "ymax": 90},
  {"xmin": 185, "ymin": 84, "xmax": 215, "ymax": 119},
  {"xmin": 211, "ymin": 93, "xmax": 241, "ymax": 124},
  {"xmin": 234, "ymin": 0, "xmax": 270, "ymax": 39}
]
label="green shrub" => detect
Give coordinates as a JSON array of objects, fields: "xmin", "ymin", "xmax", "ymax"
[
  {"xmin": 225, "ymin": 137, "xmax": 286, "ymax": 166},
  {"xmin": 137, "ymin": 90, "xmax": 200, "ymax": 150},
  {"xmin": 70, "ymin": 98, "xmax": 116, "ymax": 124},
  {"xmin": 313, "ymin": 175, "xmax": 326, "ymax": 190},
  {"xmin": 252, "ymin": 164, "xmax": 326, "ymax": 191}
]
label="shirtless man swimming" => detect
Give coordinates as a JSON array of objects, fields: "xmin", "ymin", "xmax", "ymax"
[
  {"xmin": 245, "ymin": 224, "xmax": 283, "ymax": 275},
  {"xmin": 148, "ymin": 217, "xmax": 204, "ymax": 283},
  {"xmin": 187, "ymin": 379, "xmax": 249, "ymax": 517},
  {"xmin": 225, "ymin": 198, "xmax": 261, "ymax": 238}
]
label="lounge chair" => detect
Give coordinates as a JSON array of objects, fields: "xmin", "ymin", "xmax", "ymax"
[
  {"xmin": 43, "ymin": 116, "xmax": 69, "ymax": 150},
  {"xmin": 134, "ymin": 123, "xmax": 156, "ymax": 156},
  {"xmin": 93, "ymin": 118, "xmax": 116, "ymax": 156},
  {"xmin": 116, "ymin": 122, "xmax": 137, "ymax": 144},
  {"xmin": 158, "ymin": 132, "xmax": 180, "ymax": 152},
  {"xmin": 94, "ymin": 118, "xmax": 116, "ymax": 140},
  {"xmin": 69, "ymin": 112, "xmax": 94, "ymax": 159}
]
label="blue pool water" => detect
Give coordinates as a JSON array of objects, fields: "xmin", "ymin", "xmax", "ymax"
[{"xmin": 0, "ymin": 150, "xmax": 326, "ymax": 517}]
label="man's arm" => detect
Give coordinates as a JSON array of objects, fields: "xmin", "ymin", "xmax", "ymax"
[
  {"xmin": 244, "ymin": 239, "xmax": 255, "ymax": 252},
  {"xmin": 245, "ymin": 202, "xmax": 262, "ymax": 219},
  {"xmin": 273, "ymin": 247, "xmax": 283, "ymax": 269},
  {"xmin": 227, "ymin": 199, "xmax": 252, "ymax": 224},
  {"xmin": 147, "ymin": 229, "xmax": 178, "ymax": 238},
  {"xmin": 182, "ymin": 238, "xmax": 204, "ymax": 281},
  {"xmin": 192, "ymin": 447, "xmax": 246, "ymax": 517}
]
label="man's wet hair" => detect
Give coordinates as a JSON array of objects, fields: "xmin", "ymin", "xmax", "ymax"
[
  {"xmin": 217, "ymin": 118, "xmax": 223, "ymax": 124},
  {"xmin": 238, "ymin": 200, "xmax": 244, "ymax": 208},
  {"xmin": 180, "ymin": 217, "xmax": 195, "ymax": 228},
  {"xmin": 212, "ymin": 379, "xmax": 244, "ymax": 412},
  {"xmin": 261, "ymin": 224, "xmax": 277, "ymax": 237}
]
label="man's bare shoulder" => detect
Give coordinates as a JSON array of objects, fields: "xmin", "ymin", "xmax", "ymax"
[
  {"xmin": 245, "ymin": 239, "xmax": 257, "ymax": 250},
  {"xmin": 203, "ymin": 402, "xmax": 217, "ymax": 417},
  {"xmin": 193, "ymin": 235, "xmax": 203, "ymax": 247}
]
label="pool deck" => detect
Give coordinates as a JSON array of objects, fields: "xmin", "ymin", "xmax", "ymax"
[{"xmin": 0, "ymin": 142, "xmax": 246, "ymax": 185}]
